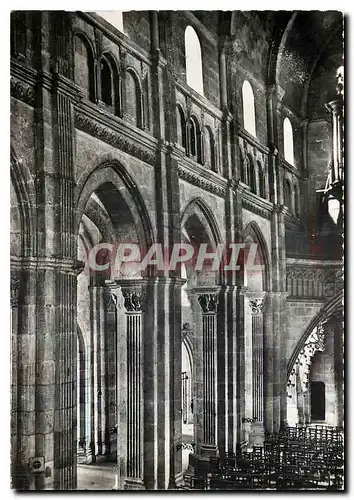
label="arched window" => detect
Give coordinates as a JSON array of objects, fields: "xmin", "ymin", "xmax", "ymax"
[
  {"xmin": 184, "ymin": 26, "xmax": 204, "ymax": 96},
  {"xmin": 189, "ymin": 116, "xmax": 202, "ymax": 163},
  {"xmin": 101, "ymin": 58, "xmax": 112, "ymax": 106},
  {"xmin": 294, "ymin": 183, "xmax": 299, "ymax": 217},
  {"xmin": 125, "ymin": 69, "xmax": 142, "ymax": 128},
  {"xmin": 283, "ymin": 117, "xmax": 295, "ymax": 165},
  {"xmin": 96, "ymin": 11, "xmax": 124, "ymax": 33},
  {"xmin": 284, "ymin": 178, "xmax": 293, "ymax": 212},
  {"xmin": 242, "ymin": 80, "xmax": 256, "ymax": 137},
  {"xmin": 177, "ymin": 105, "xmax": 186, "ymax": 149},
  {"xmin": 74, "ymin": 34, "xmax": 95, "ymax": 101},
  {"xmin": 100, "ymin": 54, "xmax": 121, "ymax": 115},
  {"xmin": 239, "ymin": 149, "xmax": 246, "ymax": 183},
  {"xmin": 203, "ymin": 127, "xmax": 216, "ymax": 171},
  {"xmin": 249, "ymin": 156, "xmax": 257, "ymax": 193},
  {"xmin": 258, "ymin": 162, "xmax": 265, "ymax": 198}
]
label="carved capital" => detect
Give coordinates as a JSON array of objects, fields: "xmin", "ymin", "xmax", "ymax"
[
  {"xmin": 249, "ymin": 298, "xmax": 264, "ymax": 315},
  {"xmin": 198, "ymin": 293, "xmax": 219, "ymax": 313},
  {"xmin": 122, "ymin": 291, "xmax": 144, "ymax": 312},
  {"xmin": 11, "ymin": 275, "xmax": 21, "ymax": 308}
]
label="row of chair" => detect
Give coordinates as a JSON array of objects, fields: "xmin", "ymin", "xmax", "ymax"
[{"xmin": 182, "ymin": 425, "xmax": 344, "ymax": 491}]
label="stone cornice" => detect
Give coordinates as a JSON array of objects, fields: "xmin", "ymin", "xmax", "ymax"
[
  {"xmin": 283, "ymin": 209, "xmax": 301, "ymax": 227},
  {"xmin": 175, "ymin": 80, "xmax": 223, "ymax": 121},
  {"xmin": 74, "ymin": 104, "xmax": 158, "ymax": 166},
  {"xmin": 241, "ymin": 190, "xmax": 273, "ymax": 220},
  {"xmin": 177, "ymin": 160, "xmax": 227, "ymax": 197},
  {"xmin": 10, "ymin": 58, "xmax": 37, "ymax": 86},
  {"xmin": 80, "ymin": 12, "xmax": 153, "ymax": 67},
  {"xmin": 10, "ymin": 57, "xmax": 36, "ymax": 106},
  {"xmin": 280, "ymin": 158, "xmax": 301, "ymax": 178},
  {"xmin": 10, "ymin": 256, "xmax": 85, "ymax": 275},
  {"xmin": 286, "ymin": 258, "xmax": 343, "ymax": 268},
  {"xmin": 236, "ymin": 128, "xmax": 270, "ymax": 156},
  {"xmin": 181, "ymin": 11, "xmax": 218, "ymax": 47}
]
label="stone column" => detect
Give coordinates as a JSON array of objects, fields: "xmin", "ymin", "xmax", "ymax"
[
  {"xmin": 116, "ymin": 279, "xmax": 145, "ymax": 490},
  {"xmin": 10, "ymin": 272, "xmax": 22, "ymax": 487},
  {"xmin": 333, "ymin": 314, "xmax": 344, "ymax": 427},
  {"xmin": 189, "ymin": 287, "xmax": 219, "ymax": 459},
  {"xmin": 103, "ymin": 288, "xmax": 118, "ymax": 460},
  {"xmin": 325, "ymin": 99, "xmax": 344, "ymax": 185},
  {"xmin": 89, "ymin": 283, "xmax": 107, "ymax": 458},
  {"xmin": 248, "ymin": 296, "xmax": 265, "ymax": 446}
]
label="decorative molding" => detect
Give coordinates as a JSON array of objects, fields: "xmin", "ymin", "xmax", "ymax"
[
  {"xmin": 286, "ymin": 266, "xmax": 343, "ymax": 299},
  {"xmin": 10, "ymin": 275, "xmax": 21, "ymax": 309},
  {"xmin": 198, "ymin": 293, "xmax": 219, "ymax": 313},
  {"xmin": 10, "ymin": 77, "xmax": 35, "ymax": 106},
  {"xmin": 178, "ymin": 164, "xmax": 226, "ymax": 197},
  {"xmin": 241, "ymin": 197, "xmax": 272, "ymax": 220},
  {"xmin": 75, "ymin": 112, "xmax": 157, "ymax": 166}
]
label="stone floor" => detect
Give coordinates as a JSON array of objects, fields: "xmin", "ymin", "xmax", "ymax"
[
  {"xmin": 77, "ymin": 424, "xmax": 194, "ymax": 490},
  {"xmin": 77, "ymin": 462, "xmax": 116, "ymax": 490}
]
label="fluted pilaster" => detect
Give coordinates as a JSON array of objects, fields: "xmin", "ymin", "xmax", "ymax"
[
  {"xmin": 189, "ymin": 287, "xmax": 219, "ymax": 458},
  {"xmin": 248, "ymin": 297, "xmax": 265, "ymax": 423}
]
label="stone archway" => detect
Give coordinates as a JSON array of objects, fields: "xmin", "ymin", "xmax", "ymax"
[
  {"xmin": 242, "ymin": 222, "xmax": 270, "ymax": 448},
  {"xmin": 181, "ymin": 198, "xmax": 223, "ymax": 461},
  {"xmin": 286, "ymin": 295, "xmax": 343, "ymax": 427}
]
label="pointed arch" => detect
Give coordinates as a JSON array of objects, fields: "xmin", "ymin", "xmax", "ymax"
[
  {"xmin": 182, "ymin": 329, "xmax": 194, "ymax": 369},
  {"xmin": 243, "ymin": 221, "xmax": 271, "ymax": 291},
  {"xmin": 185, "ymin": 25, "xmax": 204, "ymax": 95},
  {"xmin": 242, "ymin": 80, "xmax": 256, "ymax": 137},
  {"xmin": 287, "ymin": 292, "xmax": 343, "ymax": 379},
  {"xmin": 75, "ymin": 160, "xmax": 155, "ymax": 250},
  {"xmin": 10, "ymin": 148, "xmax": 35, "ymax": 257},
  {"xmin": 181, "ymin": 197, "xmax": 223, "ymax": 250}
]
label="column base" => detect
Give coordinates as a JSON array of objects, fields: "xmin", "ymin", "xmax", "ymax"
[
  {"xmin": 200, "ymin": 443, "xmax": 219, "ymax": 458},
  {"xmin": 124, "ymin": 478, "xmax": 145, "ymax": 490},
  {"xmin": 187, "ymin": 445, "xmax": 219, "ymax": 474},
  {"xmin": 249, "ymin": 422, "xmax": 265, "ymax": 447},
  {"xmin": 174, "ymin": 471, "xmax": 184, "ymax": 489}
]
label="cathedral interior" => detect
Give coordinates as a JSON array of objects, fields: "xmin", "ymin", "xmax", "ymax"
[{"xmin": 10, "ymin": 10, "xmax": 344, "ymax": 491}]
